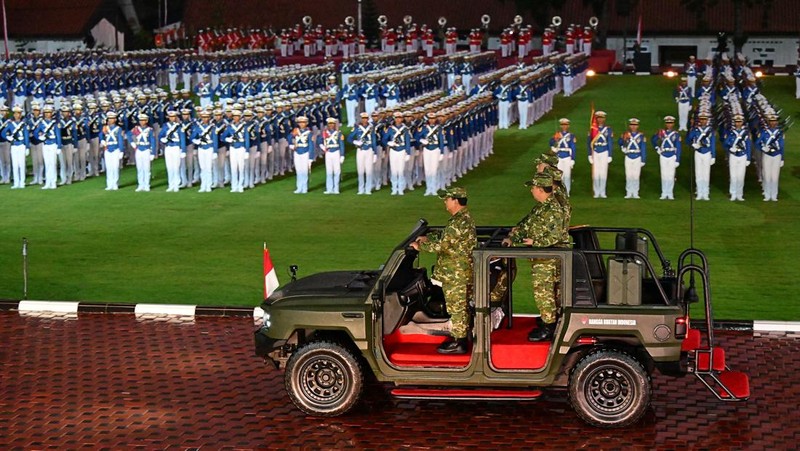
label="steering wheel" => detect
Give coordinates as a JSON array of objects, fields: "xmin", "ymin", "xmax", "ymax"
[{"xmin": 398, "ymin": 271, "xmax": 428, "ymax": 307}]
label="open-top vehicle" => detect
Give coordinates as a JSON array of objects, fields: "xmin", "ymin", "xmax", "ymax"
[{"xmin": 255, "ymin": 220, "xmax": 749, "ymax": 427}]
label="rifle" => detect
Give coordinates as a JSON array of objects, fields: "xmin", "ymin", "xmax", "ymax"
[
  {"xmin": 40, "ymin": 120, "xmax": 57, "ymax": 142},
  {"xmin": 197, "ymin": 124, "xmax": 214, "ymax": 145},
  {"xmin": 165, "ymin": 123, "xmax": 180, "ymax": 142},
  {"xmin": 10, "ymin": 122, "xmax": 24, "ymax": 142}
]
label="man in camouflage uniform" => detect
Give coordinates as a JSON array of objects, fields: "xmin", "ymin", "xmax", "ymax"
[
  {"xmin": 504, "ymin": 173, "xmax": 570, "ymax": 342},
  {"xmin": 411, "ymin": 187, "xmax": 477, "ymax": 354}
]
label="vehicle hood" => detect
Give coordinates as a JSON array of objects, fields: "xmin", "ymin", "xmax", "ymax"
[{"xmin": 266, "ymin": 270, "xmax": 378, "ymax": 304}]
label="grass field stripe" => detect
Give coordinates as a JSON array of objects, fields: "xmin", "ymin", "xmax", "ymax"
[
  {"xmin": 18, "ymin": 300, "xmax": 79, "ymax": 313},
  {"xmin": 134, "ymin": 303, "xmax": 196, "ymax": 316}
]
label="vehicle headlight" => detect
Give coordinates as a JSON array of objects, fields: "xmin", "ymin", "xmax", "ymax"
[{"xmin": 263, "ymin": 311, "xmax": 271, "ymax": 329}]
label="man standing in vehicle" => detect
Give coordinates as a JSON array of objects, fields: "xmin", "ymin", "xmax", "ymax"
[{"xmin": 411, "ymin": 187, "xmax": 477, "ymax": 355}]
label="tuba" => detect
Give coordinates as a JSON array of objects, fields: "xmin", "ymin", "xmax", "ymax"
[
  {"xmin": 345, "ymin": 16, "xmax": 355, "ymax": 27},
  {"xmin": 403, "ymin": 15, "xmax": 413, "ymax": 26},
  {"xmin": 302, "ymin": 16, "xmax": 312, "ymax": 27},
  {"xmin": 551, "ymin": 16, "xmax": 562, "ymax": 27},
  {"xmin": 378, "ymin": 15, "xmax": 388, "ymax": 26},
  {"xmin": 438, "ymin": 16, "xmax": 447, "ymax": 27},
  {"xmin": 482, "ymin": 14, "xmax": 492, "ymax": 29},
  {"xmin": 513, "ymin": 15, "xmax": 522, "ymax": 26},
  {"xmin": 589, "ymin": 16, "xmax": 599, "ymax": 29}
]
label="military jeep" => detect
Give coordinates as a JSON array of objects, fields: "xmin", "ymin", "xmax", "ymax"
[{"xmin": 254, "ymin": 220, "xmax": 749, "ymax": 427}]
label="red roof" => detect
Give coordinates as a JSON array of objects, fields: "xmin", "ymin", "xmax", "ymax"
[
  {"xmin": 6, "ymin": 0, "xmax": 106, "ymax": 38},
  {"xmin": 183, "ymin": 0, "xmax": 800, "ymax": 34}
]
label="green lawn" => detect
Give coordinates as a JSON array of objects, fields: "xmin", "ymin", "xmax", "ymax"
[{"xmin": 1, "ymin": 74, "xmax": 798, "ymax": 320}]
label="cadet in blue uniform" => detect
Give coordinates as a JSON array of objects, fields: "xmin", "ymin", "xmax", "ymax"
[
  {"xmin": 588, "ymin": 110, "xmax": 613, "ymax": 198},
  {"xmin": 191, "ymin": 109, "xmax": 218, "ymax": 193},
  {"xmin": 347, "ymin": 112, "xmax": 377, "ymax": 195},
  {"xmin": 550, "ymin": 118, "xmax": 576, "ymax": 195},
  {"xmin": 318, "ymin": 117, "xmax": 345, "ymax": 194},
  {"xmin": 674, "ymin": 78, "xmax": 692, "ymax": 131},
  {"xmin": 222, "ymin": 109, "xmax": 250, "ymax": 193},
  {"xmin": 130, "ymin": 113, "xmax": 157, "ymax": 192},
  {"xmin": 757, "ymin": 115, "xmax": 784, "ymax": 201},
  {"xmin": 419, "ymin": 112, "xmax": 445, "ymax": 196},
  {"xmin": 35, "ymin": 105, "xmax": 62, "ymax": 190},
  {"xmin": 288, "ymin": 115, "xmax": 313, "ymax": 194},
  {"xmin": 159, "ymin": 110, "xmax": 186, "ymax": 192},
  {"xmin": 651, "ymin": 116, "xmax": 681, "ymax": 200},
  {"xmin": 619, "ymin": 118, "xmax": 646, "ymax": 199},
  {"xmin": 99, "ymin": 111, "xmax": 125, "ymax": 190},
  {"xmin": 686, "ymin": 113, "xmax": 715, "ymax": 200},
  {"xmin": 384, "ymin": 111, "xmax": 411, "ymax": 195},
  {"xmin": 3, "ymin": 106, "xmax": 29, "ymax": 188},
  {"xmin": 57, "ymin": 105, "xmax": 76, "ymax": 186},
  {"xmin": 723, "ymin": 114, "xmax": 752, "ymax": 201}
]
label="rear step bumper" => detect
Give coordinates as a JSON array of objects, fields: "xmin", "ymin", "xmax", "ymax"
[{"xmin": 391, "ymin": 388, "xmax": 543, "ymax": 401}]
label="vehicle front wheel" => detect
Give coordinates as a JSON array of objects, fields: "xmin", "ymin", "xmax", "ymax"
[
  {"xmin": 568, "ymin": 349, "xmax": 651, "ymax": 428},
  {"xmin": 284, "ymin": 341, "xmax": 364, "ymax": 417}
]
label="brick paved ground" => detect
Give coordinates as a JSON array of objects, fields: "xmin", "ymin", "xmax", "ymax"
[{"xmin": 1, "ymin": 312, "xmax": 797, "ymax": 449}]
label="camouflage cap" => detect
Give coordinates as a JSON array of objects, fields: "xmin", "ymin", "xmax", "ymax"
[
  {"xmin": 525, "ymin": 173, "xmax": 554, "ymax": 188},
  {"xmin": 541, "ymin": 165, "xmax": 563, "ymax": 182},
  {"xmin": 539, "ymin": 152, "xmax": 559, "ymax": 166},
  {"xmin": 437, "ymin": 187, "xmax": 468, "ymax": 200}
]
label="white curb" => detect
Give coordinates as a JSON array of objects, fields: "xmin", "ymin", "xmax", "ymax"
[
  {"xmin": 134, "ymin": 303, "xmax": 197, "ymax": 316},
  {"xmin": 753, "ymin": 320, "xmax": 800, "ymax": 332},
  {"xmin": 18, "ymin": 300, "xmax": 79, "ymax": 313}
]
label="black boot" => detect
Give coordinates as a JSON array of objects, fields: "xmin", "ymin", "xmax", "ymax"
[
  {"xmin": 528, "ymin": 322, "xmax": 556, "ymax": 342},
  {"xmin": 437, "ymin": 338, "xmax": 468, "ymax": 354}
]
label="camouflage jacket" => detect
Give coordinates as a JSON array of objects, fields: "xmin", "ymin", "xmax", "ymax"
[
  {"xmin": 419, "ymin": 207, "xmax": 477, "ymax": 283},
  {"xmin": 509, "ymin": 196, "xmax": 570, "ymax": 247}
]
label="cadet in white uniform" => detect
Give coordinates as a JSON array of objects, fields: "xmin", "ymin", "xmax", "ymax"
[
  {"xmin": 130, "ymin": 113, "xmax": 157, "ymax": 192},
  {"xmin": 550, "ymin": 118, "xmax": 576, "ymax": 195},
  {"xmin": 318, "ymin": 117, "xmax": 345, "ymax": 194},
  {"xmin": 587, "ymin": 110, "xmax": 613, "ymax": 198},
  {"xmin": 619, "ymin": 118, "xmax": 647, "ymax": 199},
  {"xmin": 651, "ymin": 116, "xmax": 681, "ymax": 200}
]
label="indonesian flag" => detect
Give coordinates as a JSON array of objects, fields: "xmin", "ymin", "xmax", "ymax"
[
  {"xmin": 589, "ymin": 102, "xmax": 599, "ymax": 141},
  {"xmin": 636, "ymin": 14, "xmax": 643, "ymax": 46},
  {"xmin": 263, "ymin": 247, "xmax": 280, "ymax": 299}
]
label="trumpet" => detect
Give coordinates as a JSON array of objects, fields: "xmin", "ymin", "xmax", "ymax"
[
  {"xmin": 438, "ymin": 16, "xmax": 447, "ymax": 27},
  {"xmin": 589, "ymin": 16, "xmax": 599, "ymax": 29},
  {"xmin": 403, "ymin": 15, "xmax": 413, "ymax": 26},
  {"xmin": 345, "ymin": 16, "xmax": 355, "ymax": 27},
  {"xmin": 378, "ymin": 15, "xmax": 388, "ymax": 26},
  {"xmin": 302, "ymin": 16, "xmax": 312, "ymax": 27},
  {"xmin": 551, "ymin": 16, "xmax": 562, "ymax": 27},
  {"xmin": 512, "ymin": 15, "xmax": 522, "ymax": 26}
]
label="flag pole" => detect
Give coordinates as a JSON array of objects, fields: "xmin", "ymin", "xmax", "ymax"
[
  {"xmin": 22, "ymin": 237, "xmax": 28, "ymax": 300},
  {"xmin": 2, "ymin": 0, "xmax": 10, "ymax": 60}
]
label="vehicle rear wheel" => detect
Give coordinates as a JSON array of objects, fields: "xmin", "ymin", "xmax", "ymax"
[
  {"xmin": 285, "ymin": 341, "xmax": 364, "ymax": 417},
  {"xmin": 568, "ymin": 349, "xmax": 651, "ymax": 428}
]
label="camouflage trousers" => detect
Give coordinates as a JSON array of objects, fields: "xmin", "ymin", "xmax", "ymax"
[
  {"xmin": 442, "ymin": 280, "xmax": 471, "ymax": 340},
  {"xmin": 530, "ymin": 259, "xmax": 559, "ymax": 324}
]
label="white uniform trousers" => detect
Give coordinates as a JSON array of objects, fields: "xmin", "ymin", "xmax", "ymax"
[
  {"xmin": 678, "ymin": 102, "xmax": 691, "ymax": 131},
  {"xmin": 88, "ymin": 137, "xmax": 100, "ymax": 176},
  {"xmin": 389, "ymin": 149, "xmax": 407, "ymax": 194},
  {"xmin": 42, "ymin": 144, "xmax": 59, "ymax": 189},
  {"xmin": 294, "ymin": 152, "xmax": 310, "ymax": 193},
  {"xmin": 135, "ymin": 150, "xmax": 152, "ymax": 191},
  {"xmin": 324, "ymin": 151, "xmax": 342, "ymax": 194},
  {"xmin": 345, "ymin": 100, "xmax": 358, "ymax": 127},
  {"xmin": 197, "ymin": 147, "xmax": 215, "ymax": 192},
  {"xmin": 624, "ymin": 157, "xmax": 643, "ymax": 198},
  {"xmin": 229, "ymin": 146, "xmax": 247, "ymax": 193},
  {"xmin": 30, "ymin": 143, "xmax": 43, "ymax": 184},
  {"xmin": 761, "ymin": 153, "xmax": 782, "ymax": 201},
  {"xmin": 518, "ymin": 101, "xmax": 530, "ymax": 129},
  {"xmin": 10, "ymin": 144, "xmax": 27, "ymax": 188},
  {"xmin": 557, "ymin": 157, "xmax": 573, "ymax": 195},
  {"xmin": 687, "ymin": 75, "xmax": 696, "ymax": 96},
  {"xmin": 164, "ymin": 146, "xmax": 183, "ymax": 191},
  {"xmin": 659, "ymin": 155, "xmax": 678, "ymax": 199},
  {"xmin": 168, "ymin": 73, "xmax": 177, "ymax": 91},
  {"xmin": 694, "ymin": 152, "xmax": 713, "ymax": 200},
  {"xmin": 58, "ymin": 143, "xmax": 74, "ymax": 185},
  {"xmin": 795, "ymin": 76, "xmax": 799, "ymax": 99},
  {"xmin": 75, "ymin": 138, "xmax": 88, "ymax": 180},
  {"xmin": 591, "ymin": 151, "xmax": 610, "ymax": 198},
  {"xmin": 356, "ymin": 149, "xmax": 374, "ymax": 194},
  {"xmin": 728, "ymin": 154, "xmax": 748, "ymax": 201},
  {"xmin": 563, "ymin": 76, "xmax": 574, "ymax": 96},
  {"xmin": 104, "ymin": 150, "xmax": 121, "ymax": 190},
  {"xmin": 423, "ymin": 148, "xmax": 441, "ymax": 195}
]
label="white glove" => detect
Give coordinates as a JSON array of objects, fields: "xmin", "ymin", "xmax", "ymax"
[
  {"xmin": 160, "ymin": 137, "xmax": 167, "ymax": 144},
  {"xmin": 550, "ymin": 146, "xmax": 557, "ymax": 153},
  {"xmin": 420, "ymin": 138, "xmax": 429, "ymax": 145},
  {"xmin": 192, "ymin": 139, "xmax": 201, "ymax": 146},
  {"xmin": 131, "ymin": 144, "xmax": 138, "ymax": 150},
  {"xmin": 387, "ymin": 141, "xmax": 397, "ymax": 148},
  {"xmin": 288, "ymin": 144, "xmax": 295, "ymax": 150},
  {"xmin": 761, "ymin": 146, "xmax": 769, "ymax": 153},
  {"xmin": 570, "ymin": 160, "xmax": 575, "ymax": 168},
  {"xmin": 588, "ymin": 156, "xmax": 593, "ymax": 165},
  {"xmin": 640, "ymin": 161, "xmax": 645, "ymax": 167},
  {"xmin": 339, "ymin": 156, "xmax": 345, "ymax": 164},
  {"xmin": 56, "ymin": 148, "xmax": 62, "ymax": 155},
  {"xmin": 320, "ymin": 144, "xmax": 327, "ymax": 152},
  {"xmin": 608, "ymin": 157, "xmax": 613, "ymax": 163},
  {"xmin": 438, "ymin": 153, "xmax": 444, "ymax": 161},
  {"xmin": 180, "ymin": 153, "xmax": 186, "ymax": 159},
  {"xmin": 372, "ymin": 154, "xmax": 378, "ymax": 164},
  {"xmin": 691, "ymin": 142, "xmax": 701, "ymax": 150},
  {"xmin": 225, "ymin": 137, "xmax": 233, "ymax": 143},
  {"xmin": 353, "ymin": 139, "xmax": 363, "ymax": 147},
  {"xmin": 308, "ymin": 161, "xmax": 312, "ymax": 170},
  {"xmin": 118, "ymin": 153, "xmax": 124, "ymax": 161},
  {"xmin": 243, "ymin": 152, "xmax": 249, "ymax": 160},
  {"xmin": 404, "ymin": 154, "xmax": 410, "ymax": 162},
  {"xmin": 213, "ymin": 153, "xmax": 218, "ymax": 159},
  {"xmin": 780, "ymin": 160, "xmax": 784, "ymax": 167},
  {"xmin": 710, "ymin": 158, "xmax": 716, "ymax": 165},
  {"xmin": 150, "ymin": 155, "xmax": 155, "ymax": 161},
  {"xmin": 25, "ymin": 149, "xmax": 29, "ymax": 157},
  {"xmin": 745, "ymin": 160, "xmax": 750, "ymax": 167},
  {"xmin": 675, "ymin": 162, "xmax": 680, "ymax": 168}
]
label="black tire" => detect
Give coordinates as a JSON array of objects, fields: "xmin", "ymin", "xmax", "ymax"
[
  {"xmin": 284, "ymin": 341, "xmax": 364, "ymax": 417},
  {"xmin": 568, "ymin": 349, "xmax": 651, "ymax": 428}
]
